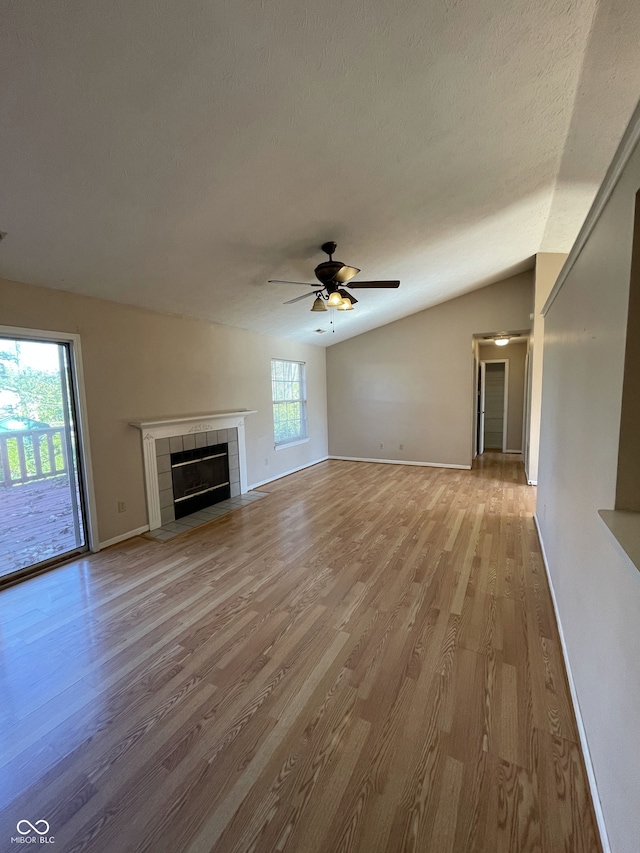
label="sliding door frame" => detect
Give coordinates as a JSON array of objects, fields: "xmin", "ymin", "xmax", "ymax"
[{"xmin": 0, "ymin": 325, "xmax": 99, "ymax": 556}]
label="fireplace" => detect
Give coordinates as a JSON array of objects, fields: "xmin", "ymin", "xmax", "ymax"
[
  {"xmin": 156, "ymin": 428, "xmax": 240, "ymax": 525},
  {"xmin": 171, "ymin": 442, "xmax": 230, "ymax": 518},
  {"xmin": 130, "ymin": 410, "xmax": 256, "ymax": 531}
]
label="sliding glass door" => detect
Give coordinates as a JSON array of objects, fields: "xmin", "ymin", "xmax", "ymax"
[{"xmin": 0, "ymin": 335, "xmax": 89, "ymax": 581}]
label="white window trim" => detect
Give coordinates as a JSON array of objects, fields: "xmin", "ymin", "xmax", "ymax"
[
  {"xmin": 274, "ymin": 437, "xmax": 310, "ymax": 451},
  {"xmin": 271, "ymin": 358, "xmax": 308, "ymax": 447}
]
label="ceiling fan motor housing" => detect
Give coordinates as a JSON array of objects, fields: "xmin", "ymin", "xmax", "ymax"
[{"xmin": 314, "ymin": 261, "xmax": 344, "ymax": 288}]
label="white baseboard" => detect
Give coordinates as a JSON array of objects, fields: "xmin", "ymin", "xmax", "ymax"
[
  {"xmin": 533, "ymin": 513, "xmax": 611, "ymax": 853},
  {"xmin": 248, "ymin": 456, "xmax": 329, "ymax": 490},
  {"xmin": 100, "ymin": 524, "xmax": 149, "ymax": 549},
  {"xmin": 504, "ymin": 449, "xmax": 522, "ymax": 454},
  {"xmin": 329, "ymin": 455, "xmax": 471, "ymax": 470},
  {"xmin": 528, "ymin": 479, "xmax": 537, "ymax": 486}
]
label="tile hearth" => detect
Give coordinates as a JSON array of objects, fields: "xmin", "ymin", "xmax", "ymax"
[{"xmin": 144, "ymin": 490, "xmax": 269, "ymax": 541}]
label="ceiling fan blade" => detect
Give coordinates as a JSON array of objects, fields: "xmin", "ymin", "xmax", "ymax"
[
  {"xmin": 332, "ymin": 265, "xmax": 361, "ymax": 284},
  {"xmin": 268, "ymin": 279, "xmax": 316, "ymax": 287},
  {"xmin": 284, "ymin": 291, "xmax": 318, "ymax": 305},
  {"xmin": 346, "ymin": 280, "xmax": 400, "ymax": 289}
]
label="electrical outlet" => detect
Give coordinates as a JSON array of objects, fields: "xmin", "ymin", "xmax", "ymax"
[{"xmin": 117, "ymin": 501, "xmax": 126, "ymax": 513}]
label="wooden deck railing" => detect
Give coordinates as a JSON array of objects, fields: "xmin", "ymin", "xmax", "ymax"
[{"xmin": 0, "ymin": 427, "xmax": 69, "ymax": 487}]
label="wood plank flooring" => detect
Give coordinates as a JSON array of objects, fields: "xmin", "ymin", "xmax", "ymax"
[{"xmin": 0, "ymin": 454, "xmax": 601, "ymax": 852}]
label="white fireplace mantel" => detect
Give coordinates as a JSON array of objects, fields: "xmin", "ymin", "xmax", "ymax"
[{"xmin": 130, "ymin": 410, "xmax": 256, "ymax": 530}]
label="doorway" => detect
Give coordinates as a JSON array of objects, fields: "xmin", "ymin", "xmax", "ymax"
[
  {"xmin": 478, "ymin": 359, "xmax": 508, "ymax": 454},
  {"xmin": 0, "ymin": 332, "xmax": 93, "ymax": 583}
]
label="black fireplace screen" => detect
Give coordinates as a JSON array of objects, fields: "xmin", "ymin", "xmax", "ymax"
[{"xmin": 170, "ymin": 442, "xmax": 230, "ymax": 519}]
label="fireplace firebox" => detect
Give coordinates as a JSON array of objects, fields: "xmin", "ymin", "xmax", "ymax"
[{"xmin": 170, "ymin": 442, "xmax": 230, "ymax": 519}]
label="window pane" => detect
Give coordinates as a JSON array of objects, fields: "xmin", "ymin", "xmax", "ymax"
[{"xmin": 271, "ymin": 359, "xmax": 307, "ymax": 445}]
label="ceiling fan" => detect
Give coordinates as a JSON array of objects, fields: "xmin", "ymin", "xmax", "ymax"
[{"xmin": 269, "ymin": 242, "xmax": 400, "ymax": 312}]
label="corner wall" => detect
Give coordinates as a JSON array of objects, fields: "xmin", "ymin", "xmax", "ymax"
[
  {"xmin": 526, "ymin": 252, "xmax": 567, "ymax": 484},
  {"xmin": 326, "ymin": 273, "xmax": 533, "ymax": 468},
  {"xmin": 0, "ymin": 278, "xmax": 328, "ymax": 544},
  {"xmin": 537, "ymin": 130, "xmax": 640, "ymax": 852}
]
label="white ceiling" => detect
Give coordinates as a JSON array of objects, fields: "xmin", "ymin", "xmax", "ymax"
[{"xmin": 1, "ymin": 0, "xmax": 639, "ymax": 346}]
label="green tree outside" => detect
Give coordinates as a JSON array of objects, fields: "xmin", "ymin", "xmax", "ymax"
[{"xmin": 0, "ymin": 344, "xmax": 66, "ymax": 482}]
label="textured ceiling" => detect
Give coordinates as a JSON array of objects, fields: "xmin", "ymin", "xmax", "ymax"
[{"xmin": 1, "ymin": 0, "xmax": 639, "ymax": 346}]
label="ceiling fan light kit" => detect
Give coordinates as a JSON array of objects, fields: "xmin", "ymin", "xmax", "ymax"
[
  {"xmin": 336, "ymin": 288, "xmax": 355, "ymax": 310},
  {"xmin": 337, "ymin": 288, "xmax": 357, "ymax": 305},
  {"xmin": 310, "ymin": 296, "xmax": 327, "ymax": 312},
  {"xmin": 269, "ymin": 242, "xmax": 401, "ymax": 317}
]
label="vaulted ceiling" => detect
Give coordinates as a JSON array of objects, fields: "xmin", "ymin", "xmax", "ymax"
[{"xmin": 1, "ymin": 0, "xmax": 639, "ymax": 345}]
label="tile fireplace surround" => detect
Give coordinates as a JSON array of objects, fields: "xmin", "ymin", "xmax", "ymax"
[{"xmin": 130, "ymin": 410, "xmax": 256, "ymax": 531}]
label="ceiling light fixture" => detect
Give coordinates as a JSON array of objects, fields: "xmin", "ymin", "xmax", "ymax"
[
  {"xmin": 337, "ymin": 288, "xmax": 357, "ymax": 305},
  {"xmin": 336, "ymin": 288, "xmax": 356, "ymax": 311},
  {"xmin": 495, "ymin": 336, "xmax": 510, "ymax": 346},
  {"xmin": 327, "ymin": 290, "xmax": 343, "ymax": 308},
  {"xmin": 310, "ymin": 295, "xmax": 327, "ymax": 312}
]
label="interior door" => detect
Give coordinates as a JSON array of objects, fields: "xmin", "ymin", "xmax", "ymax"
[
  {"xmin": 478, "ymin": 362, "xmax": 486, "ymax": 455},
  {"xmin": 483, "ymin": 362, "xmax": 506, "ymax": 450}
]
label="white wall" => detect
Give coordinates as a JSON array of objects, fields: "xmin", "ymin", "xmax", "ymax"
[
  {"xmin": 326, "ymin": 273, "xmax": 533, "ymax": 467},
  {"xmin": 537, "ymin": 130, "xmax": 640, "ymax": 852},
  {"xmin": 0, "ymin": 277, "xmax": 328, "ymax": 544}
]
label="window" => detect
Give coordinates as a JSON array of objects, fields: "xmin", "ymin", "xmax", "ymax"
[{"xmin": 271, "ymin": 359, "xmax": 307, "ymax": 447}]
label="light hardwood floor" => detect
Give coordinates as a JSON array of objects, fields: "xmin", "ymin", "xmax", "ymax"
[{"xmin": 0, "ymin": 455, "xmax": 601, "ymax": 852}]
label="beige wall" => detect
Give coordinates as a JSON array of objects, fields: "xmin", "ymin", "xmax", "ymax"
[
  {"xmin": 0, "ymin": 278, "xmax": 328, "ymax": 544},
  {"xmin": 478, "ymin": 339, "xmax": 528, "ymax": 451},
  {"xmin": 526, "ymin": 252, "xmax": 567, "ymax": 483},
  {"xmin": 537, "ymin": 137, "xmax": 640, "ymax": 852},
  {"xmin": 326, "ymin": 272, "xmax": 533, "ymax": 467}
]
